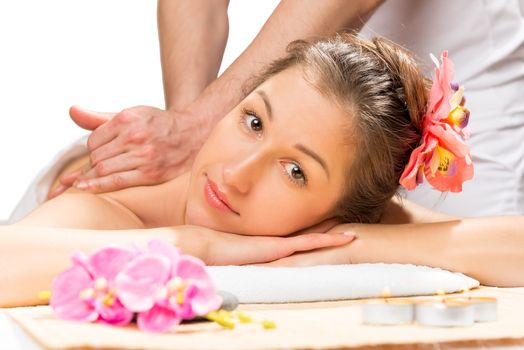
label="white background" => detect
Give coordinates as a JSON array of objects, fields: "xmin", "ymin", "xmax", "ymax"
[{"xmin": 0, "ymin": 0, "xmax": 279, "ymax": 221}]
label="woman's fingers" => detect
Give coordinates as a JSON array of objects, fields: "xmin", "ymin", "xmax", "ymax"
[
  {"xmin": 292, "ymin": 218, "xmax": 342, "ymax": 235},
  {"xmin": 290, "ymin": 232, "xmax": 357, "ymax": 254}
]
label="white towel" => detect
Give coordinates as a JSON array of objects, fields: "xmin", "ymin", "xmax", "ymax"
[
  {"xmin": 208, "ymin": 264, "xmax": 479, "ymax": 303},
  {"xmin": 8, "ymin": 136, "xmax": 88, "ymax": 223},
  {"xmin": 7, "ymin": 139, "xmax": 480, "ymax": 303}
]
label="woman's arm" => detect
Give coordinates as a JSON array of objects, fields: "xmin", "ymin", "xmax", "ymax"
[
  {"xmin": 380, "ymin": 196, "xmax": 459, "ymax": 224},
  {"xmin": 0, "ymin": 225, "xmax": 174, "ymax": 307},
  {"xmin": 262, "ymin": 216, "xmax": 524, "ymax": 287},
  {"xmin": 0, "ymin": 224, "xmax": 354, "ymax": 307}
]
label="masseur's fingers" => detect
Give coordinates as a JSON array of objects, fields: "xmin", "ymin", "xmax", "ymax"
[
  {"xmin": 47, "ymin": 184, "xmax": 68, "ymax": 200},
  {"xmin": 73, "ymin": 169, "xmax": 150, "ymax": 193},
  {"xmin": 90, "ymin": 153, "xmax": 144, "ymax": 178},
  {"xmin": 59, "ymin": 169, "xmax": 83, "ymax": 186},
  {"xmin": 88, "ymin": 136, "xmax": 130, "ymax": 166},
  {"xmin": 69, "ymin": 105, "xmax": 114, "ymax": 131},
  {"xmin": 47, "ymin": 164, "xmax": 89, "ymax": 199},
  {"xmin": 85, "ymin": 119, "xmax": 120, "ymax": 152}
]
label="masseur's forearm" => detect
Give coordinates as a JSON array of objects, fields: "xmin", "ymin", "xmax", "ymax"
[
  {"xmin": 0, "ymin": 225, "xmax": 206, "ymax": 308},
  {"xmin": 187, "ymin": 0, "xmax": 384, "ymax": 129},
  {"xmin": 158, "ymin": 0, "xmax": 230, "ymax": 111},
  {"xmin": 353, "ymin": 217, "xmax": 524, "ymax": 287}
]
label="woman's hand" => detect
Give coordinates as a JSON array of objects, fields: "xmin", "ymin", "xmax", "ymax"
[
  {"xmin": 49, "ymin": 105, "xmax": 210, "ymax": 197},
  {"xmin": 173, "ymin": 225, "xmax": 357, "ymax": 266},
  {"xmin": 254, "ymin": 223, "xmax": 367, "ymax": 267}
]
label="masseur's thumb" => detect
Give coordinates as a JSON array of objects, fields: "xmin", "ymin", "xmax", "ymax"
[{"xmin": 69, "ymin": 105, "xmax": 114, "ymax": 130}]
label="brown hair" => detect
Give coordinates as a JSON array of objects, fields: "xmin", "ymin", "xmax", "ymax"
[{"xmin": 245, "ymin": 33, "xmax": 431, "ymax": 223}]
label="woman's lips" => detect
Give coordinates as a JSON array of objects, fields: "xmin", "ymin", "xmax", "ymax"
[{"xmin": 204, "ymin": 179, "xmax": 239, "ymax": 215}]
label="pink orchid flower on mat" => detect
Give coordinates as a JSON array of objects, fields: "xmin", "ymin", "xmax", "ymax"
[
  {"xmin": 115, "ymin": 240, "xmax": 222, "ymax": 332},
  {"xmin": 400, "ymin": 51, "xmax": 474, "ymax": 192},
  {"xmin": 50, "ymin": 246, "xmax": 138, "ymax": 325},
  {"xmin": 51, "ymin": 240, "xmax": 222, "ymax": 332}
]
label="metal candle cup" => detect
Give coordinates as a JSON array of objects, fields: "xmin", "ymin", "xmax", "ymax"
[
  {"xmin": 362, "ymin": 298, "xmax": 415, "ymax": 325},
  {"xmin": 415, "ymin": 298, "xmax": 475, "ymax": 327},
  {"xmin": 446, "ymin": 296, "xmax": 498, "ymax": 322}
]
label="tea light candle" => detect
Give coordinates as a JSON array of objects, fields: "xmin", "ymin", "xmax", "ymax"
[
  {"xmin": 446, "ymin": 296, "xmax": 498, "ymax": 322},
  {"xmin": 362, "ymin": 298, "xmax": 415, "ymax": 325},
  {"xmin": 415, "ymin": 298, "xmax": 475, "ymax": 327}
]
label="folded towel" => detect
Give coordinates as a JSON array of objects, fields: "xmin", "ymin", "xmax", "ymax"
[{"xmin": 208, "ymin": 264, "xmax": 479, "ymax": 303}]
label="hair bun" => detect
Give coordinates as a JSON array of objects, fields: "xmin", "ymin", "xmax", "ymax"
[{"xmin": 371, "ymin": 37, "xmax": 431, "ymax": 131}]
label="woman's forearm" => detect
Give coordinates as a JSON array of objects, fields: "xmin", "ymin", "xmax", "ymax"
[
  {"xmin": 352, "ymin": 216, "xmax": 524, "ymax": 287},
  {"xmin": 0, "ymin": 225, "xmax": 201, "ymax": 307}
]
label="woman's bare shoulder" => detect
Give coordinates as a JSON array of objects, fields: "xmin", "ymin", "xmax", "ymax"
[{"xmin": 101, "ymin": 172, "xmax": 190, "ymax": 228}]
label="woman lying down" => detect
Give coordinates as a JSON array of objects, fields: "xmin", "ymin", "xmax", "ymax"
[{"xmin": 2, "ymin": 34, "xmax": 523, "ymax": 308}]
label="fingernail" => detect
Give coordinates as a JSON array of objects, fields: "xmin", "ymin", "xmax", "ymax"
[
  {"xmin": 342, "ymin": 231, "xmax": 357, "ymax": 237},
  {"xmin": 75, "ymin": 181, "xmax": 88, "ymax": 190}
]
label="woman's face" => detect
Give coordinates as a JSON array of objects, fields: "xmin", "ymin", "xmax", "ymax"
[{"xmin": 185, "ymin": 67, "xmax": 353, "ymax": 236}]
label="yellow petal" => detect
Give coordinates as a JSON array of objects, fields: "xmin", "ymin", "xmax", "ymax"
[
  {"xmin": 436, "ymin": 146, "xmax": 455, "ymax": 174},
  {"xmin": 429, "ymin": 149, "xmax": 440, "ymax": 176}
]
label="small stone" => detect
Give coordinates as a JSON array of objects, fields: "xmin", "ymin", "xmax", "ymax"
[{"xmin": 218, "ymin": 290, "xmax": 239, "ymax": 311}]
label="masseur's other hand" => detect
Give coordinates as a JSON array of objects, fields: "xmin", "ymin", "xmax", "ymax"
[
  {"xmin": 180, "ymin": 225, "xmax": 357, "ymax": 266},
  {"xmin": 50, "ymin": 105, "xmax": 207, "ymax": 197}
]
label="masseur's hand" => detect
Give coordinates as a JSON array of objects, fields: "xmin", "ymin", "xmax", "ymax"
[
  {"xmin": 175, "ymin": 225, "xmax": 357, "ymax": 266},
  {"xmin": 49, "ymin": 105, "xmax": 209, "ymax": 197}
]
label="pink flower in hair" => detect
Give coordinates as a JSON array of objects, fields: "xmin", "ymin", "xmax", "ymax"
[
  {"xmin": 50, "ymin": 246, "xmax": 138, "ymax": 326},
  {"xmin": 400, "ymin": 51, "xmax": 474, "ymax": 192}
]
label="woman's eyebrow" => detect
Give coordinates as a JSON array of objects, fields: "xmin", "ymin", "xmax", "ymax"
[
  {"xmin": 294, "ymin": 144, "xmax": 330, "ymax": 179},
  {"xmin": 255, "ymin": 90, "xmax": 273, "ymax": 121},
  {"xmin": 255, "ymin": 89, "xmax": 329, "ymax": 178}
]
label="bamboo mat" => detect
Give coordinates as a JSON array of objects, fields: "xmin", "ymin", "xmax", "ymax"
[{"xmin": 5, "ymin": 286, "xmax": 524, "ymax": 350}]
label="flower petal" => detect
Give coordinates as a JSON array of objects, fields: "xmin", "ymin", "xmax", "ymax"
[
  {"xmin": 429, "ymin": 51, "xmax": 455, "ymax": 120},
  {"xmin": 174, "ymin": 256, "xmax": 222, "ymax": 317},
  {"xmin": 115, "ymin": 253, "xmax": 171, "ymax": 312},
  {"xmin": 429, "ymin": 124, "xmax": 470, "ymax": 157},
  {"xmin": 148, "ymin": 239, "xmax": 181, "ymax": 265},
  {"xmin": 96, "ymin": 298, "xmax": 134, "ymax": 326},
  {"xmin": 399, "ymin": 136, "xmax": 438, "ymax": 190},
  {"xmin": 89, "ymin": 246, "xmax": 138, "ymax": 282},
  {"xmin": 50, "ymin": 265, "xmax": 97, "ymax": 322},
  {"xmin": 137, "ymin": 304, "xmax": 181, "ymax": 333},
  {"xmin": 425, "ymin": 153, "xmax": 474, "ymax": 192}
]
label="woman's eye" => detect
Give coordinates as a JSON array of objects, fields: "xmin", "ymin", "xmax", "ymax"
[
  {"xmin": 282, "ymin": 162, "xmax": 307, "ymax": 186},
  {"xmin": 245, "ymin": 113, "xmax": 263, "ymax": 132}
]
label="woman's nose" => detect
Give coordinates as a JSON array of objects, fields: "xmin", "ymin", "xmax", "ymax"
[{"xmin": 222, "ymin": 153, "xmax": 262, "ymax": 195}]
